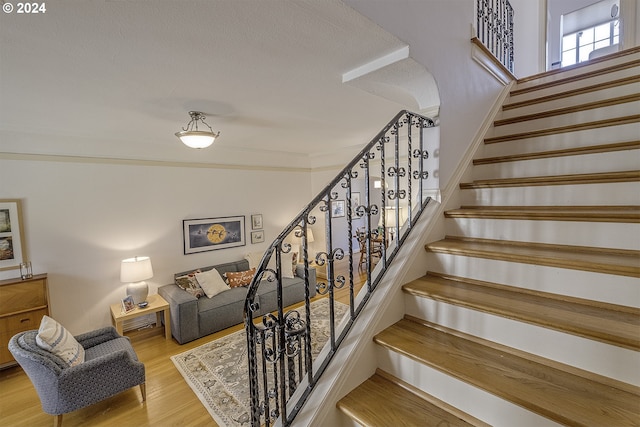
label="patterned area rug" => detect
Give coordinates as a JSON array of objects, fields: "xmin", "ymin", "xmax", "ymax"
[{"xmin": 171, "ymin": 298, "xmax": 349, "ymax": 427}]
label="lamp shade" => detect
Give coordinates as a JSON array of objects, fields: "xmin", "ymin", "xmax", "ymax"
[
  {"xmin": 379, "ymin": 207, "xmax": 406, "ymax": 228},
  {"xmin": 120, "ymin": 256, "xmax": 153, "ymax": 283},
  {"xmin": 306, "ymin": 228, "xmax": 315, "ymax": 243}
]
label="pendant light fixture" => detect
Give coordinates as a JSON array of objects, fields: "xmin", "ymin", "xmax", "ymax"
[{"xmin": 175, "ymin": 111, "xmax": 220, "ymax": 149}]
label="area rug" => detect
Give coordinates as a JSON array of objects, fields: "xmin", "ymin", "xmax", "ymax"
[{"xmin": 171, "ymin": 299, "xmax": 349, "ymax": 427}]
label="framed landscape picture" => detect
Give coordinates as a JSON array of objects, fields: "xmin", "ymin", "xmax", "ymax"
[
  {"xmin": 0, "ymin": 199, "xmax": 27, "ymax": 271},
  {"xmin": 251, "ymin": 214, "xmax": 263, "ymax": 230},
  {"xmin": 251, "ymin": 230, "xmax": 265, "ymax": 244},
  {"xmin": 352, "ymin": 192, "xmax": 361, "ymax": 213},
  {"xmin": 183, "ymin": 216, "xmax": 246, "ymax": 254}
]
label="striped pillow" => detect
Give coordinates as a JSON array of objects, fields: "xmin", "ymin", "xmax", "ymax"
[{"xmin": 36, "ymin": 315, "xmax": 85, "ymax": 367}]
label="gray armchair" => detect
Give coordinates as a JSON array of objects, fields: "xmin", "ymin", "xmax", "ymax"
[{"xmin": 8, "ymin": 326, "xmax": 145, "ymax": 427}]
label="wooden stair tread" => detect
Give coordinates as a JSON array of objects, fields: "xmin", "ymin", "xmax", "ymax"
[
  {"xmin": 375, "ymin": 318, "xmax": 640, "ymax": 427},
  {"xmin": 337, "ymin": 372, "xmax": 481, "ymax": 427},
  {"xmin": 504, "ymin": 74, "xmax": 640, "ymax": 110},
  {"xmin": 460, "ymin": 170, "xmax": 640, "ymax": 189},
  {"xmin": 444, "ymin": 206, "xmax": 640, "ymax": 222},
  {"xmin": 495, "ymin": 93, "xmax": 640, "ymax": 127},
  {"xmin": 404, "ymin": 272, "xmax": 640, "ymax": 350},
  {"xmin": 484, "ymin": 114, "xmax": 640, "ymax": 144},
  {"xmin": 473, "ymin": 140, "xmax": 640, "ymax": 165},
  {"xmin": 425, "ymin": 237, "xmax": 640, "ymax": 277}
]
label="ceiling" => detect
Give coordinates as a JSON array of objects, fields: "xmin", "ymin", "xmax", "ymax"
[{"xmin": 0, "ymin": 0, "xmax": 438, "ymax": 170}]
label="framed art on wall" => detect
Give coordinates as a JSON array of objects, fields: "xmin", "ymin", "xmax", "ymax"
[
  {"xmin": 251, "ymin": 214, "xmax": 263, "ymax": 230},
  {"xmin": 352, "ymin": 192, "xmax": 361, "ymax": 213},
  {"xmin": 331, "ymin": 200, "xmax": 345, "ymax": 218},
  {"xmin": 0, "ymin": 199, "xmax": 27, "ymax": 271},
  {"xmin": 183, "ymin": 216, "xmax": 246, "ymax": 254},
  {"xmin": 251, "ymin": 230, "xmax": 265, "ymax": 244}
]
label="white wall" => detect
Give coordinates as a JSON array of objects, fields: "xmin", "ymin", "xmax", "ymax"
[
  {"xmin": 510, "ymin": 0, "xmax": 547, "ymax": 76},
  {"xmin": 0, "ymin": 158, "xmax": 311, "ymax": 334},
  {"xmin": 345, "ymin": 0, "xmax": 504, "ymax": 192}
]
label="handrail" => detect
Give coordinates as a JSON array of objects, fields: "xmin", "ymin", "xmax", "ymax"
[{"xmin": 244, "ymin": 110, "xmax": 437, "ymax": 426}]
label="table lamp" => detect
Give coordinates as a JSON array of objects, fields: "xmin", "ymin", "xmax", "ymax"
[
  {"xmin": 120, "ymin": 256, "xmax": 153, "ymax": 306},
  {"xmin": 295, "ymin": 228, "xmax": 315, "ymax": 262},
  {"xmin": 379, "ymin": 207, "xmax": 406, "ymax": 242}
]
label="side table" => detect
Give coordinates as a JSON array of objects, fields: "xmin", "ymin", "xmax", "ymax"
[
  {"xmin": 309, "ymin": 261, "xmax": 327, "ymax": 280},
  {"xmin": 110, "ymin": 293, "xmax": 171, "ymax": 340}
]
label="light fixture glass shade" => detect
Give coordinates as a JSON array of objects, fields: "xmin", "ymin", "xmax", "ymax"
[
  {"xmin": 120, "ymin": 256, "xmax": 153, "ymax": 305},
  {"xmin": 175, "ymin": 131, "xmax": 216, "ymax": 149},
  {"xmin": 175, "ymin": 111, "xmax": 220, "ymax": 149}
]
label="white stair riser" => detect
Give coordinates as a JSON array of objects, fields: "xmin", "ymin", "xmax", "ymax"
[
  {"xmin": 460, "ymin": 182, "xmax": 640, "ymax": 206},
  {"xmin": 514, "ymin": 52, "xmax": 640, "ymax": 91},
  {"xmin": 445, "ymin": 218, "xmax": 640, "ymax": 250},
  {"xmin": 472, "ymin": 149, "xmax": 640, "ymax": 180},
  {"xmin": 499, "ymin": 83, "xmax": 640, "ymax": 120},
  {"xmin": 508, "ymin": 66, "xmax": 640, "ymax": 104},
  {"xmin": 425, "ymin": 252, "xmax": 640, "ymax": 308},
  {"xmin": 480, "ymin": 123, "xmax": 640, "ymax": 158},
  {"xmin": 487, "ymin": 101, "xmax": 640, "ymax": 138},
  {"xmin": 405, "ymin": 296, "xmax": 640, "ymax": 386},
  {"xmin": 376, "ymin": 347, "xmax": 563, "ymax": 427}
]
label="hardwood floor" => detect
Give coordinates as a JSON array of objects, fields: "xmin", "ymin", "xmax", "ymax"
[{"xmin": 0, "ymin": 257, "xmax": 368, "ymax": 427}]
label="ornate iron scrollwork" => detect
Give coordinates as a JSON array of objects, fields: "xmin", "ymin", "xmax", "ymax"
[
  {"xmin": 245, "ymin": 110, "xmax": 437, "ymax": 427},
  {"xmin": 387, "ymin": 189, "xmax": 406, "ymax": 200}
]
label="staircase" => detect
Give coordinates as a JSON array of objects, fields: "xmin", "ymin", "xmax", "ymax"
[{"xmin": 337, "ymin": 48, "xmax": 640, "ymax": 426}]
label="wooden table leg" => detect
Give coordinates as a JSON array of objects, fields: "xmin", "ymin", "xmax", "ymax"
[
  {"xmin": 113, "ymin": 319, "xmax": 124, "ymax": 336},
  {"xmin": 163, "ymin": 307, "xmax": 171, "ymax": 340}
]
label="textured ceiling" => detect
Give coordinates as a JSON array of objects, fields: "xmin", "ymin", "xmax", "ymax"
[{"xmin": 0, "ymin": 0, "xmax": 437, "ymax": 169}]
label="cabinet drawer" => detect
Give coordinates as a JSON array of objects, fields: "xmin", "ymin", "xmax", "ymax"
[
  {"xmin": 0, "ymin": 308, "xmax": 48, "ymax": 366},
  {"xmin": 0, "ymin": 331, "xmax": 15, "ymax": 365},
  {"xmin": 0, "ymin": 279, "xmax": 47, "ymax": 315},
  {"xmin": 1, "ymin": 308, "xmax": 48, "ymax": 334}
]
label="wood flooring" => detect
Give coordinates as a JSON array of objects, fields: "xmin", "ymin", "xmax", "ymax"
[{"xmin": 0, "ymin": 257, "xmax": 367, "ymax": 427}]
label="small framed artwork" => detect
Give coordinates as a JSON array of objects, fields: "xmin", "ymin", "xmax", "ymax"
[
  {"xmin": 183, "ymin": 216, "xmax": 246, "ymax": 254},
  {"xmin": 352, "ymin": 192, "xmax": 361, "ymax": 213},
  {"xmin": 0, "ymin": 199, "xmax": 27, "ymax": 271},
  {"xmin": 331, "ymin": 200, "xmax": 345, "ymax": 218},
  {"xmin": 251, "ymin": 214, "xmax": 263, "ymax": 230},
  {"xmin": 251, "ymin": 230, "xmax": 265, "ymax": 244},
  {"xmin": 121, "ymin": 296, "xmax": 136, "ymax": 313}
]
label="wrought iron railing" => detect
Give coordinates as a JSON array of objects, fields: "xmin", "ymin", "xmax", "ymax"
[
  {"xmin": 476, "ymin": 0, "xmax": 514, "ymax": 73},
  {"xmin": 244, "ymin": 110, "xmax": 437, "ymax": 426}
]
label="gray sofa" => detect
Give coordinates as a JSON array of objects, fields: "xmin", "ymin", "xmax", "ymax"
[{"xmin": 158, "ymin": 259, "xmax": 317, "ymax": 344}]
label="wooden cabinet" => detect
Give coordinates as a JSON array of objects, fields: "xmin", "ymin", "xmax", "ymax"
[{"xmin": 0, "ymin": 274, "xmax": 49, "ymax": 367}]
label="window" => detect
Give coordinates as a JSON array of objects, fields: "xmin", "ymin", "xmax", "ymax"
[{"xmin": 561, "ymin": 20, "xmax": 619, "ymax": 67}]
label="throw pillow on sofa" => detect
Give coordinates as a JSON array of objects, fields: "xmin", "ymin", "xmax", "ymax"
[
  {"xmin": 36, "ymin": 315, "xmax": 85, "ymax": 367},
  {"xmin": 195, "ymin": 268, "xmax": 229, "ymax": 298},
  {"xmin": 175, "ymin": 271, "xmax": 206, "ymax": 298},
  {"xmin": 224, "ymin": 268, "xmax": 256, "ymax": 288}
]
